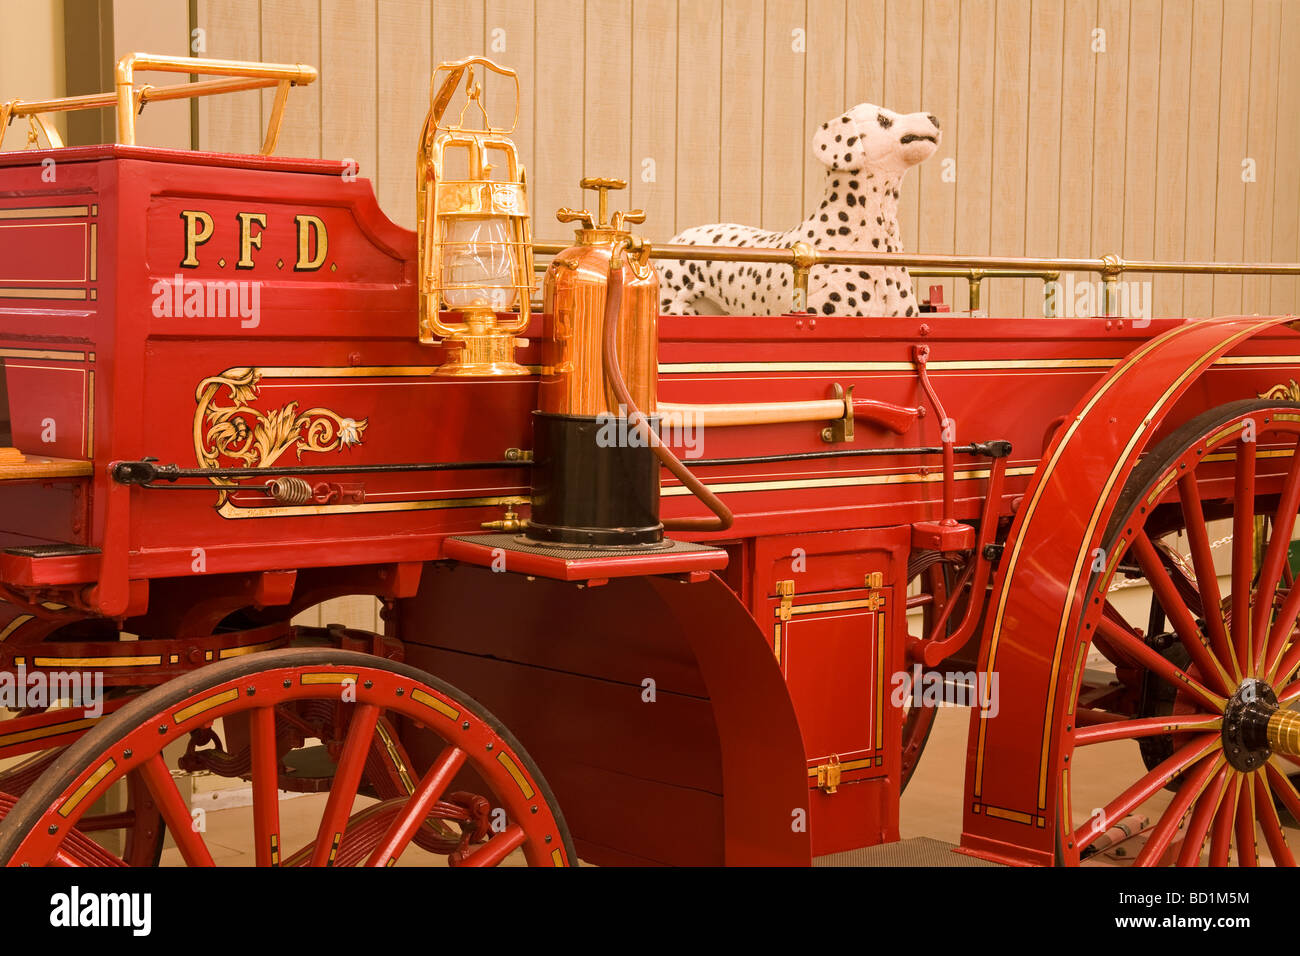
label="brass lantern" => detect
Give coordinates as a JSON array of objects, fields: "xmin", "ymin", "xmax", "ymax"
[{"xmin": 416, "ymin": 57, "xmax": 535, "ymax": 376}]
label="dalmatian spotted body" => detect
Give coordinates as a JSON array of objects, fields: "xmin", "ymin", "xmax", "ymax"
[{"xmin": 660, "ymin": 103, "xmax": 941, "ymax": 317}]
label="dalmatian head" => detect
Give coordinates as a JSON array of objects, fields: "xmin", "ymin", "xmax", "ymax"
[{"xmin": 812, "ymin": 103, "xmax": 941, "ymax": 177}]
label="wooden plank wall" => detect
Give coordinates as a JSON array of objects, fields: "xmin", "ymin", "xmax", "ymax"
[{"xmin": 174, "ymin": 0, "xmax": 1300, "ymax": 321}]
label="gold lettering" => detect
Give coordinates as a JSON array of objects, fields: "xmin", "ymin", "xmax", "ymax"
[
  {"xmin": 294, "ymin": 214, "xmax": 328, "ymax": 271},
  {"xmin": 237, "ymin": 212, "xmax": 267, "ymax": 269},
  {"xmin": 180, "ymin": 210, "xmax": 213, "ymax": 268}
]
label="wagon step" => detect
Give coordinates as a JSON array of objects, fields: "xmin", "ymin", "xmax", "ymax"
[{"xmin": 442, "ymin": 533, "xmax": 728, "ymax": 584}]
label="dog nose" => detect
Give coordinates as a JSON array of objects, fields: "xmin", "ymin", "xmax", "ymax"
[{"xmin": 927, "ymin": 114, "xmax": 941, "ymax": 130}]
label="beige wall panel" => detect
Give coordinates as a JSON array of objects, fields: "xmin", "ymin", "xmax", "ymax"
[
  {"xmin": 917, "ymin": 0, "xmax": 959, "ymax": 312},
  {"xmin": 630, "ymin": 0, "xmax": 678, "ymax": 241},
  {"xmin": 0, "ymin": 2, "xmax": 65, "ymax": 145},
  {"xmin": 1021, "ymin": 0, "xmax": 1063, "ymax": 317},
  {"xmin": 952, "ymin": 0, "xmax": 994, "ymax": 307},
  {"xmin": 676, "ymin": 0, "xmax": 723, "ymax": 231},
  {"xmin": 761, "ymin": 0, "xmax": 806, "ymax": 231},
  {"xmin": 321, "ymin": 0, "xmax": 378, "ymax": 196},
  {"xmin": 987, "ymin": 0, "xmax": 1029, "ymax": 318},
  {"xmin": 1151, "ymin": 1, "xmax": 1192, "ymax": 318},
  {"xmin": 803, "ymin": 0, "xmax": 846, "ymax": 216},
  {"xmin": 197, "ymin": 0, "xmax": 264, "ymax": 156},
  {"xmin": 844, "ymin": 0, "xmax": 885, "ymax": 107},
  {"xmin": 1089, "ymin": 0, "xmax": 1128, "ymax": 265},
  {"xmin": 584, "ymin": 0, "xmax": 633, "ymax": 199},
  {"xmin": 1211, "ymin": 0, "xmax": 1251, "ymax": 316},
  {"xmin": 432, "ymin": 0, "xmax": 484, "ymax": 65},
  {"xmin": 532, "ymin": 0, "xmax": 584, "ymax": 236},
  {"xmin": 484, "ymin": 0, "xmax": 536, "ymax": 205},
  {"xmin": 1119, "ymin": 0, "xmax": 1160, "ymax": 315},
  {"xmin": 1057, "ymin": 0, "xmax": 1097, "ymax": 300},
  {"xmin": 1240, "ymin": 0, "xmax": 1281, "ymax": 315},
  {"xmin": 719, "ymin": 0, "xmax": 765, "ymax": 225},
  {"xmin": 113, "ymin": 0, "xmax": 191, "ymax": 148},
  {"xmin": 884, "ymin": 0, "xmax": 923, "ymax": 264},
  {"xmin": 261, "ymin": 0, "xmax": 323, "ymax": 159},
  {"xmin": 1269, "ymin": 2, "xmax": 1300, "ymax": 313},
  {"xmin": 376, "ymin": 0, "xmax": 431, "ymax": 229},
  {"xmin": 1182, "ymin": 0, "xmax": 1222, "ymax": 317}
]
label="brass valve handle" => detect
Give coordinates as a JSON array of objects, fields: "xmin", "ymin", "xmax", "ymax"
[
  {"xmin": 579, "ymin": 176, "xmax": 629, "ymax": 229},
  {"xmin": 555, "ymin": 206, "xmax": 595, "ymax": 228},
  {"xmin": 611, "ymin": 209, "xmax": 645, "ymax": 231}
]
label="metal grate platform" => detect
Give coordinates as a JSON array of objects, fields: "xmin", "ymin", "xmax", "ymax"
[
  {"xmin": 450, "ymin": 533, "xmax": 720, "ymax": 559},
  {"xmin": 442, "ymin": 533, "xmax": 728, "ymax": 582},
  {"xmin": 813, "ymin": 837, "xmax": 1004, "ymax": 867},
  {"xmin": 4, "ymin": 543, "xmax": 101, "ymax": 558}
]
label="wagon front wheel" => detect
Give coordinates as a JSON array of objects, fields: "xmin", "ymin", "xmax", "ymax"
[
  {"xmin": 1064, "ymin": 400, "xmax": 1300, "ymax": 866},
  {"xmin": 0, "ymin": 648, "xmax": 574, "ymax": 867}
]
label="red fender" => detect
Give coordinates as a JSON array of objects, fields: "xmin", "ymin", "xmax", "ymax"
[
  {"xmin": 960, "ymin": 314, "xmax": 1299, "ymax": 865},
  {"xmin": 397, "ymin": 563, "xmax": 812, "ymax": 866}
]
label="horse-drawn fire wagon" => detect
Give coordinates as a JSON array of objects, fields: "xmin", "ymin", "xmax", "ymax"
[{"xmin": 0, "ymin": 53, "xmax": 1299, "ymax": 867}]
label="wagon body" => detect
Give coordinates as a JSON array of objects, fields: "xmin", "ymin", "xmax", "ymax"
[{"xmin": 2, "ymin": 129, "xmax": 1299, "ymax": 866}]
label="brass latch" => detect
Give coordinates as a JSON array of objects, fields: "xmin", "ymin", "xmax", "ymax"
[
  {"xmin": 816, "ymin": 754, "xmax": 842, "ymax": 793},
  {"xmin": 821, "ymin": 383, "xmax": 855, "ymax": 444},
  {"xmin": 776, "ymin": 579, "xmax": 795, "ymax": 622},
  {"xmin": 864, "ymin": 571, "xmax": 886, "ymax": 610}
]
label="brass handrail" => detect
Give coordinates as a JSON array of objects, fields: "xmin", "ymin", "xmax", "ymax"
[
  {"xmin": 0, "ymin": 52, "xmax": 317, "ymax": 154},
  {"xmin": 533, "ymin": 240, "xmax": 1300, "ymax": 317}
]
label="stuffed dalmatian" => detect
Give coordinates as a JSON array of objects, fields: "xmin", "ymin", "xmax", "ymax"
[{"xmin": 660, "ymin": 103, "xmax": 941, "ymax": 317}]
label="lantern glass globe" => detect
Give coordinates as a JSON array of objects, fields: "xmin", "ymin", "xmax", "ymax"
[{"xmin": 442, "ymin": 216, "xmax": 517, "ymax": 311}]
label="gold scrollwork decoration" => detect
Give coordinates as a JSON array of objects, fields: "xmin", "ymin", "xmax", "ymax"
[
  {"xmin": 194, "ymin": 368, "xmax": 369, "ymax": 503},
  {"xmin": 1260, "ymin": 379, "xmax": 1300, "ymax": 402}
]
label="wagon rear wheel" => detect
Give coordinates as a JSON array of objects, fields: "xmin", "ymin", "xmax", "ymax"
[
  {"xmin": 1064, "ymin": 400, "xmax": 1300, "ymax": 865},
  {"xmin": 0, "ymin": 648, "xmax": 574, "ymax": 867}
]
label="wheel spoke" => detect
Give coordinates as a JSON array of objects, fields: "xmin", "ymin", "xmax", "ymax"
[
  {"xmin": 1265, "ymin": 759, "xmax": 1300, "ymax": 822},
  {"xmin": 1177, "ymin": 763, "xmax": 1231, "ymax": 866},
  {"xmin": 452, "ymin": 823, "xmax": 527, "ymax": 867},
  {"xmin": 248, "ymin": 706, "xmax": 281, "ymax": 867},
  {"xmin": 1254, "ymin": 439, "xmax": 1300, "ymax": 673},
  {"xmin": 1209, "ymin": 775, "xmax": 1242, "ymax": 866},
  {"xmin": 1131, "ymin": 532, "xmax": 1233, "ymax": 695},
  {"xmin": 1179, "ymin": 474, "xmax": 1239, "ymax": 680},
  {"xmin": 1235, "ymin": 769, "xmax": 1260, "ymax": 866},
  {"xmin": 1073, "ymin": 733, "xmax": 1219, "ymax": 850},
  {"xmin": 137, "ymin": 753, "xmax": 214, "ymax": 867},
  {"xmin": 1253, "ymin": 770, "xmax": 1294, "ymax": 866},
  {"xmin": 1096, "ymin": 614, "xmax": 1226, "ymax": 713},
  {"xmin": 309, "ymin": 702, "xmax": 380, "ymax": 867},
  {"xmin": 1133, "ymin": 754, "xmax": 1224, "ymax": 866},
  {"xmin": 1073, "ymin": 713, "xmax": 1222, "ymax": 747},
  {"xmin": 365, "ymin": 745, "xmax": 468, "ymax": 867},
  {"xmin": 1232, "ymin": 439, "xmax": 1257, "ymax": 671},
  {"xmin": 1267, "ymin": 599, "xmax": 1300, "ymax": 686}
]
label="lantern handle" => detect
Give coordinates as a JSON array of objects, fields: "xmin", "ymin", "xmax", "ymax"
[{"xmin": 429, "ymin": 56, "xmax": 520, "ymax": 135}]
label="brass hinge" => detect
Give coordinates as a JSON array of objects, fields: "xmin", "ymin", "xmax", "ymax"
[
  {"xmin": 816, "ymin": 754, "xmax": 842, "ymax": 794},
  {"xmin": 776, "ymin": 579, "xmax": 795, "ymax": 621}
]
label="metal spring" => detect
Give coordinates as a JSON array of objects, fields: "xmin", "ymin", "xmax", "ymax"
[{"xmin": 265, "ymin": 476, "xmax": 313, "ymax": 505}]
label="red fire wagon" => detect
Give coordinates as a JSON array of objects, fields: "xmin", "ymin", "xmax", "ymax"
[{"xmin": 0, "ymin": 54, "xmax": 1298, "ymax": 867}]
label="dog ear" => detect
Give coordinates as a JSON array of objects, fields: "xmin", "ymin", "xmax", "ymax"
[{"xmin": 812, "ymin": 109, "xmax": 860, "ymax": 171}]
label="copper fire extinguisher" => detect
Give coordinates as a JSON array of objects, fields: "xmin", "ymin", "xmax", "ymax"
[{"xmin": 526, "ymin": 177, "xmax": 731, "ymax": 546}]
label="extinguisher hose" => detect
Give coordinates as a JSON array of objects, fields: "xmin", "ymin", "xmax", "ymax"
[{"xmin": 602, "ymin": 260, "xmax": 734, "ymax": 533}]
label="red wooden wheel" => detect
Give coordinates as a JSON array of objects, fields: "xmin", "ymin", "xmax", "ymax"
[
  {"xmin": 0, "ymin": 648, "xmax": 574, "ymax": 867},
  {"xmin": 1063, "ymin": 400, "xmax": 1300, "ymax": 865}
]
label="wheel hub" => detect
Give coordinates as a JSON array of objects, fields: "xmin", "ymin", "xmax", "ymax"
[{"xmin": 1221, "ymin": 678, "xmax": 1300, "ymax": 771}]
